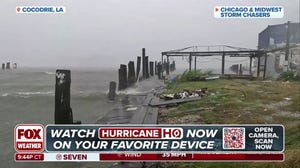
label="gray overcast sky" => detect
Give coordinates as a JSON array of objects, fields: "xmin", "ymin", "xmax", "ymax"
[{"xmin": 0, "ymin": 0, "xmax": 299, "ymax": 69}]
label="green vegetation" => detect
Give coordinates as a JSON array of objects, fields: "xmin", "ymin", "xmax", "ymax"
[
  {"xmin": 277, "ymin": 71, "xmax": 300, "ymax": 81},
  {"xmin": 159, "ymin": 79, "xmax": 300, "ymax": 168},
  {"xmin": 178, "ymin": 70, "xmax": 213, "ymax": 82}
]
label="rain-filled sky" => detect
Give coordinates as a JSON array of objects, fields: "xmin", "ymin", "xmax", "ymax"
[{"xmin": 0, "ymin": 0, "xmax": 299, "ymax": 69}]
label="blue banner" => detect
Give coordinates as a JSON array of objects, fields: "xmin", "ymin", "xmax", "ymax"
[{"xmin": 45, "ymin": 125, "xmax": 284, "ymax": 152}]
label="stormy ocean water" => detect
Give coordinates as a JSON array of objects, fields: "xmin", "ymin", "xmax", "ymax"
[
  {"xmin": 0, "ymin": 67, "xmax": 235, "ymax": 168},
  {"xmin": 0, "ymin": 68, "xmax": 124, "ymax": 168}
]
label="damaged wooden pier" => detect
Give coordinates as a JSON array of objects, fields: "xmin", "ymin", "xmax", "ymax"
[{"xmin": 97, "ymin": 79, "xmax": 164, "ymax": 125}]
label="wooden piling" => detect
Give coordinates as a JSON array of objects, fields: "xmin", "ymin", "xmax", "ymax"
[
  {"xmin": 13, "ymin": 63, "xmax": 17, "ymax": 69},
  {"xmin": 249, "ymin": 56, "xmax": 253, "ymax": 75},
  {"xmin": 145, "ymin": 56, "xmax": 149, "ymax": 78},
  {"xmin": 55, "ymin": 69, "xmax": 73, "ymax": 124},
  {"xmin": 170, "ymin": 62, "xmax": 173, "ymax": 72},
  {"xmin": 285, "ymin": 21, "xmax": 290, "ymax": 61},
  {"xmin": 136, "ymin": 56, "xmax": 141, "ymax": 81},
  {"xmin": 163, "ymin": 59, "xmax": 167, "ymax": 71},
  {"xmin": 171, "ymin": 60, "xmax": 176, "ymax": 71},
  {"xmin": 6, "ymin": 62, "xmax": 10, "ymax": 70},
  {"xmin": 128, "ymin": 61, "xmax": 136, "ymax": 86},
  {"xmin": 142, "ymin": 48, "xmax": 146, "ymax": 79},
  {"xmin": 166, "ymin": 62, "xmax": 170, "ymax": 75},
  {"xmin": 166, "ymin": 64, "xmax": 170, "ymax": 75},
  {"xmin": 231, "ymin": 64, "xmax": 239, "ymax": 74},
  {"xmin": 166, "ymin": 57, "xmax": 170, "ymax": 75},
  {"xmin": 194, "ymin": 56, "xmax": 197, "ymax": 71},
  {"xmin": 149, "ymin": 61, "xmax": 154, "ymax": 76},
  {"xmin": 1, "ymin": 63, "xmax": 5, "ymax": 70},
  {"xmin": 257, "ymin": 54, "xmax": 261, "ymax": 78},
  {"xmin": 239, "ymin": 64, "xmax": 243, "ymax": 75},
  {"xmin": 172, "ymin": 60, "xmax": 176, "ymax": 71},
  {"xmin": 154, "ymin": 61, "xmax": 157, "ymax": 75},
  {"xmin": 221, "ymin": 53, "xmax": 225, "ymax": 75},
  {"xmin": 108, "ymin": 81, "xmax": 117, "ymax": 100},
  {"xmin": 263, "ymin": 54, "xmax": 268, "ymax": 79},
  {"xmin": 161, "ymin": 54, "xmax": 164, "ymax": 78},
  {"xmin": 157, "ymin": 62, "xmax": 162, "ymax": 79},
  {"xmin": 118, "ymin": 64, "xmax": 128, "ymax": 90},
  {"xmin": 189, "ymin": 54, "xmax": 192, "ymax": 71}
]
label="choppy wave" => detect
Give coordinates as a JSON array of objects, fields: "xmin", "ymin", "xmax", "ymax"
[
  {"xmin": 44, "ymin": 71, "xmax": 56, "ymax": 75},
  {"xmin": 1, "ymin": 93, "xmax": 9, "ymax": 97},
  {"xmin": 74, "ymin": 90, "xmax": 106, "ymax": 98},
  {"xmin": 0, "ymin": 68, "xmax": 118, "ymax": 168},
  {"xmin": 126, "ymin": 107, "xmax": 138, "ymax": 111},
  {"xmin": 117, "ymin": 88, "xmax": 148, "ymax": 95},
  {"xmin": 1, "ymin": 91, "xmax": 106, "ymax": 98},
  {"xmin": 17, "ymin": 91, "xmax": 54, "ymax": 96},
  {"xmin": 1, "ymin": 91, "xmax": 54, "ymax": 97}
]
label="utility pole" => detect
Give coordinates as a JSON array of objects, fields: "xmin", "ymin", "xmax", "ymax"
[{"xmin": 285, "ymin": 21, "xmax": 290, "ymax": 61}]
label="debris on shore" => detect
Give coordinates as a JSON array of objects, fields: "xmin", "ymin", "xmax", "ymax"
[
  {"xmin": 148, "ymin": 88, "xmax": 211, "ymax": 107},
  {"xmin": 159, "ymin": 88, "xmax": 208, "ymax": 100}
]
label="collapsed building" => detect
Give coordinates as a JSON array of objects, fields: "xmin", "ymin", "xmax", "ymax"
[{"xmin": 257, "ymin": 21, "xmax": 300, "ymax": 78}]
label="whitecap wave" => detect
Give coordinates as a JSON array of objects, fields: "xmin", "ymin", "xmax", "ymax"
[
  {"xmin": 117, "ymin": 88, "xmax": 148, "ymax": 95},
  {"xmin": 1, "ymin": 93, "xmax": 9, "ymax": 97},
  {"xmin": 126, "ymin": 107, "xmax": 138, "ymax": 111},
  {"xmin": 17, "ymin": 91, "xmax": 54, "ymax": 96},
  {"xmin": 44, "ymin": 71, "xmax": 56, "ymax": 75}
]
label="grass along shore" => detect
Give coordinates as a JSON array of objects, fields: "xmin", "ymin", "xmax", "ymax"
[{"xmin": 158, "ymin": 79, "xmax": 300, "ymax": 168}]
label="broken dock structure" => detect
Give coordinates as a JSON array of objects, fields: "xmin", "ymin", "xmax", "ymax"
[
  {"xmin": 161, "ymin": 45, "xmax": 260, "ymax": 78},
  {"xmin": 161, "ymin": 45, "xmax": 299, "ymax": 79}
]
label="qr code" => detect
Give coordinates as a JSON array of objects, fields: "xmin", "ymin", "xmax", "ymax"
[{"xmin": 223, "ymin": 127, "xmax": 245, "ymax": 149}]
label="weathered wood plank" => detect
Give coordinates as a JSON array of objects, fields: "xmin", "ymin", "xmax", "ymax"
[{"xmin": 149, "ymin": 97, "xmax": 203, "ymax": 107}]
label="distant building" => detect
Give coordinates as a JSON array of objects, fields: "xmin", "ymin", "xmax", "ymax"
[
  {"xmin": 258, "ymin": 22, "xmax": 300, "ymax": 49},
  {"xmin": 257, "ymin": 22, "xmax": 300, "ymax": 78}
]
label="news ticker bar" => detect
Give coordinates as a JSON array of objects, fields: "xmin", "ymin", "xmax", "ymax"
[
  {"xmin": 15, "ymin": 124, "xmax": 284, "ymax": 152},
  {"xmin": 15, "ymin": 153, "xmax": 284, "ymax": 162}
]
